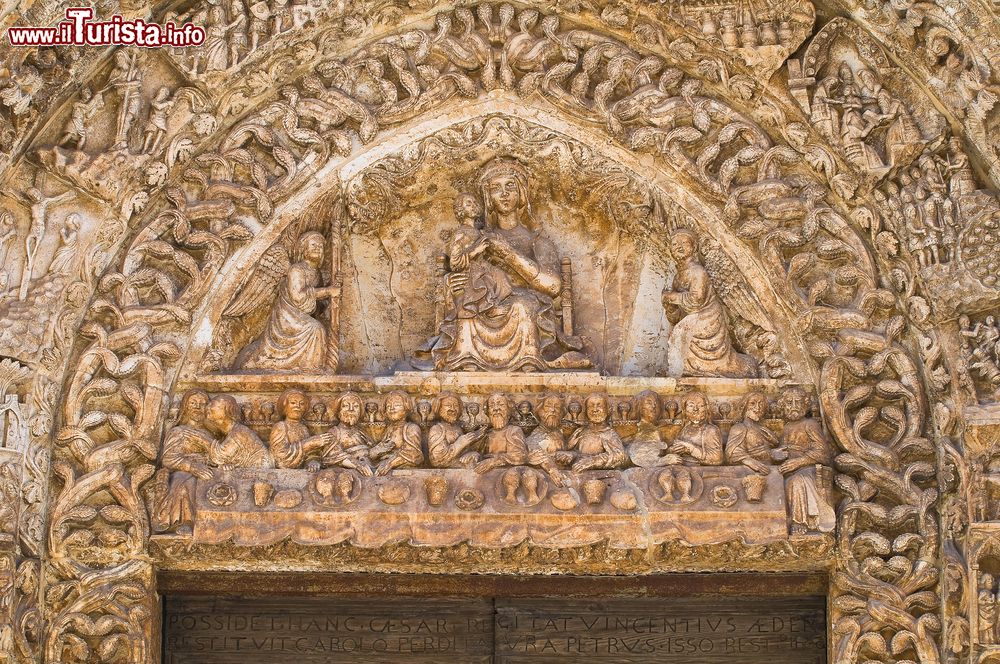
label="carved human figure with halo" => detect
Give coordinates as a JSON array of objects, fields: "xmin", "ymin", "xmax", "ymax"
[{"xmin": 416, "ymin": 157, "xmax": 588, "ymax": 371}]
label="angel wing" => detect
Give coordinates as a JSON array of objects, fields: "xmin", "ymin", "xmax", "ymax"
[
  {"xmin": 222, "ymin": 242, "xmax": 291, "ymax": 318},
  {"xmin": 171, "ymin": 87, "xmax": 210, "ymax": 113},
  {"xmin": 698, "ymin": 237, "xmax": 774, "ymax": 334}
]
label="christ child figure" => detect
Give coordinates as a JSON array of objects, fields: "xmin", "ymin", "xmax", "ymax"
[{"xmin": 445, "ymin": 191, "xmax": 510, "ymax": 321}]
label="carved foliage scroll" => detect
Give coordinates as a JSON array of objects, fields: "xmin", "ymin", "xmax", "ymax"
[{"xmin": 28, "ymin": 7, "xmax": 952, "ymax": 664}]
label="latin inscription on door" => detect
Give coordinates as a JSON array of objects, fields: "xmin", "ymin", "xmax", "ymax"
[
  {"xmin": 494, "ymin": 598, "xmax": 825, "ymax": 663},
  {"xmin": 164, "ymin": 595, "xmax": 825, "ymax": 663},
  {"xmin": 164, "ymin": 597, "xmax": 495, "ymax": 663}
]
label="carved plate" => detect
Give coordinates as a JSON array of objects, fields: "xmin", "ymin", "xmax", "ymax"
[
  {"xmin": 494, "ymin": 466, "xmax": 548, "ymax": 508},
  {"xmin": 308, "ymin": 469, "xmax": 362, "ymax": 507},
  {"xmin": 273, "ymin": 489, "xmax": 303, "ymax": 509},
  {"xmin": 711, "ymin": 485, "xmax": 739, "ymax": 509},
  {"xmin": 648, "ymin": 468, "xmax": 704, "ymax": 505},
  {"xmin": 550, "ymin": 489, "xmax": 580, "ymax": 511},
  {"xmin": 377, "ymin": 481, "xmax": 411, "ymax": 506},
  {"xmin": 610, "ymin": 489, "xmax": 638, "ymax": 511},
  {"xmin": 206, "ymin": 483, "xmax": 238, "ymax": 507},
  {"xmin": 455, "ymin": 488, "xmax": 486, "ymax": 511}
]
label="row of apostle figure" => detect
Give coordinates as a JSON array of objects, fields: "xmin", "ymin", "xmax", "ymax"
[{"xmin": 154, "ymin": 386, "xmax": 834, "ymax": 535}]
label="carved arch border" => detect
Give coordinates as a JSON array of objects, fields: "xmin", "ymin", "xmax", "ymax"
[{"xmin": 37, "ymin": 7, "xmax": 942, "ymax": 664}]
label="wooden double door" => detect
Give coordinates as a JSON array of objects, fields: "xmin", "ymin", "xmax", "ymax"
[{"xmin": 162, "ymin": 575, "xmax": 827, "ymax": 663}]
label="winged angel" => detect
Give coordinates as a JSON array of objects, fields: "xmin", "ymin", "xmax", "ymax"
[
  {"xmin": 662, "ymin": 227, "xmax": 788, "ymax": 379},
  {"xmin": 224, "ymin": 231, "xmax": 339, "ymax": 372}
]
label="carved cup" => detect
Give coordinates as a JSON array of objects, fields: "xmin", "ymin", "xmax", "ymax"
[
  {"xmin": 582, "ymin": 479, "xmax": 607, "ymax": 505},
  {"xmin": 424, "ymin": 475, "xmax": 449, "ymax": 507},
  {"xmin": 741, "ymin": 473, "xmax": 766, "ymax": 503},
  {"xmin": 253, "ymin": 481, "xmax": 275, "ymax": 507}
]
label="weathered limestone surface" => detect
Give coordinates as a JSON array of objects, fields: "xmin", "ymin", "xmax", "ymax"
[{"xmin": 0, "ymin": 0, "xmax": 998, "ymax": 661}]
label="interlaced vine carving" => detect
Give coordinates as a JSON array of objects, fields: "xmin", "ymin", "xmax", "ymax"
[{"xmin": 24, "ymin": 5, "xmax": 958, "ymax": 664}]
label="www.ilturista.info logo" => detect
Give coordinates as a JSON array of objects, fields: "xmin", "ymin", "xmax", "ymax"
[{"xmin": 6, "ymin": 7, "xmax": 205, "ymax": 47}]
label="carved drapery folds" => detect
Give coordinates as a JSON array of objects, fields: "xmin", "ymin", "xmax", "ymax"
[
  {"xmin": 2, "ymin": 0, "xmax": 997, "ymax": 662},
  {"xmin": 146, "ymin": 384, "xmax": 833, "ymax": 545}
]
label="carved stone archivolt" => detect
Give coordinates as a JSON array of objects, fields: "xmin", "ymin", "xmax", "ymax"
[{"xmin": 0, "ymin": 0, "xmax": 997, "ymax": 662}]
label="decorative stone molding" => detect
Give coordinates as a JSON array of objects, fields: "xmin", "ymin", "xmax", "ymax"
[{"xmin": 0, "ymin": 2, "xmax": 997, "ymax": 663}]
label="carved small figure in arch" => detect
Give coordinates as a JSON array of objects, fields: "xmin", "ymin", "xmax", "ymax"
[
  {"xmin": 910, "ymin": 165, "xmax": 945, "ymax": 266},
  {"xmin": 567, "ymin": 394, "xmax": 627, "ymax": 472},
  {"xmin": 475, "ymin": 393, "xmax": 528, "ymax": 474},
  {"xmin": 0, "ymin": 211, "xmax": 15, "ymax": 272},
  {"xmin": 856, "ymin": 68, "xmax": 923, "ymax": 171},
  {"xmin": 106, "ymin": 50, "xmax": 142, "ymax": 149},
  {"xmin": 428, "ymin": 393, "xmax": 486, "ymax": 469},
  {"xmin": 369, "ymin": 391, "xmax": 423, "ymax": 476},
  {"xmin": 960, "ymin": 315, "xmax": 1000, "ymax": 392},
  {"xmin": 665, "ymin": 392, "xmax": 724, "ymax": 466},
  {"xmin": 202, "ymin": 5, "xmax": 233, "ymax": 72},
  {"xmin": 810, "ymin": 73, "xmax": 841, "ymax": 144},
  {"xmin": 778, "ymin": 387, "xmax": 835, "ymax": 535},
  {"xmin": 141, "ymin": 87, "xmax": 175, "ymax": 154},
  {"xmin": 249, "ymin": 2, "xmax": 270, "ymax": 51},
  {"xmin": 10, "ymin": 186, "xmax": 75, "ymax": 301},
  {"xmin": 980, "ymin": 572, "xmax": 998, "ymax": 645},
  {"xmin": 47, "ymin": 213, "xmax": 80, "ymax": 277},
  {"xmin": 228, "ymin": 0, "xmax": 249, "ymax": 66},
  {"xmin": 205, "ymin": 395, "xmax": 274, "ymax": 469},
  {"xmin": 271, "ymin": 0, "xmax": 290, "ymax": 34},
  {"xmin": 320, "ymin": 392, "xmax": 374, "ymax": 476},
  {"xmin": 840, "ymin": 103, "xmax": 885, "ymax": 174},
  {"xmin": 269, "ymin": 389, "xmax": 330, "ymax": 470},
  {"xmin": 58, "ymin": 86, "xmax": 104, "ymax": 151},
  {"xmin": 725, "ymin": 391, "xmax": 786, "ymax": 474},
  {"xmin": 918, "ymin": 154, "xmax": 956, "ymax": 262}
]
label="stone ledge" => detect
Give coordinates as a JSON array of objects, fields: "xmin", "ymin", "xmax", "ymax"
[{"xmin": 180, "ymin": 372, "xmax": 803, "ymax": 396}]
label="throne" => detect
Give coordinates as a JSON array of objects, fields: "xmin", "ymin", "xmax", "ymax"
[{"xmin": 433, "ymin": 254, "xmax": 578, "ymax": 338}]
